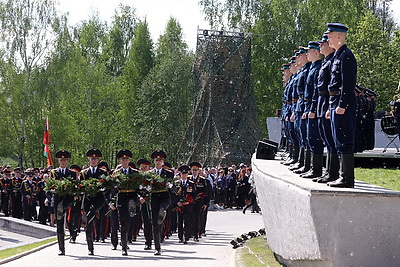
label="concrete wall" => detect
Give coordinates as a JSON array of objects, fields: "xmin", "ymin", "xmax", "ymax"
[{"xmin": 252, "ymin": 155, "xmax": 400, "ymax": 267}]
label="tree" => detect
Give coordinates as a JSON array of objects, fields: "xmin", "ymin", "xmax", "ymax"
[{"xmin": 0, "ymin": 0, "xmax": 59, "ymax": 167}]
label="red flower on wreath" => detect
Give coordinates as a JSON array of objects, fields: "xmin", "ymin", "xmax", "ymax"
[
  {"xmin": 186, "ymin": 194, "xmax": 194, "ymax": 203},
  {"xmin": 143, "ymin": 180, "xmax": 148, "ymax": 185},
  {"xmin": 99, "ymin": 179, "xmax": 104, "ymax": 183},
  {"xmin": 161, "ymin": 182, "xmax": 166, "ymax": 187},
  {"xmin": 51, "ymin": 185, "xmax": 56, "ymax": 189},
  {"xmin": 78, "ymin": 184, "xmax": 83, "ymax": 188},
  {"xmin": 198, "ymin": 192, "xmax": 206, "ymax": 199}
]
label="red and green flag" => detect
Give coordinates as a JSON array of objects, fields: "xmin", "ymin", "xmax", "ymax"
[{"xmin": 42, "ymin": 117, "xmax": 53, "ymax": 167}]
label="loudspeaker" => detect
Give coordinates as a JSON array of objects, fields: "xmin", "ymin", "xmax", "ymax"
[{"xmin": 256, "ymin": 139, "xmax": 278, "ymax": 160}]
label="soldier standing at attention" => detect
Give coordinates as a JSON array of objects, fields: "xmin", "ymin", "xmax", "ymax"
[
  {"xmin": 51, "ymin": 150, "xmax": 77, "ymax": 256},
  {"xmin": 301, "ymin": 41, "xmax": 324, "ymax": 179},
  {"xmin": 150, "ymin": 150, "xmax": 173, "ymax": 255},
  {"xmin": 325, "ymin": 23, "xmax": 357, "ymax": 188},
  {"xmin": 313, "ymin": 34, "xmax": 340, "ymax": 184}
]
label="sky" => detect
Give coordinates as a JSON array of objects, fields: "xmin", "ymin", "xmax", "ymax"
[
  {"xmin": 58, "ymin": 0, "xmax": 209, "ymax": 51},
  {"xmin": 58, "ymin": 0, "xmax": 400, "ymax": 51}
]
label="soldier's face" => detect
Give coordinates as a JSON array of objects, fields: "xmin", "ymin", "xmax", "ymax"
[
  {"xmin": 58, "ymin": 158, "xmax": 69, "ymax": 168},
  {"xmin": 119, "ymin": 158, "xmax": 130, "ymax": 168},
  {"xmin": 140, "ymin": 165, "xmax": 150, "ymax": 172},
  {"xmin": 89, "ymin": 157, "xmax": 100, "ymax": 167},
  {"xmin": 180, "ymin": 172, "xmax": 189, "ymax": 180},
  {"xmin": 154, "ymin": 158, "xmax": 164, "ymax": 168}
]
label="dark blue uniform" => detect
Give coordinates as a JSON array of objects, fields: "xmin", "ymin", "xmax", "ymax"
[
  {"xmin": 305, "ymin": 59, "xmax": 323, "ymax": 154},
  {"xmin": 328, "ymin": 43, "xmax": 357, "ymax": 188},
  {"xmin": 317, "ymin": 52, "xmax": 336, "ymax": 153},
  {"xmin": 328, "ymin": 44, "xmax": 357, "ymax": 155},
  {"xmin": 296, "ymin": 62, "xmax": 311, "ymax": 148}
]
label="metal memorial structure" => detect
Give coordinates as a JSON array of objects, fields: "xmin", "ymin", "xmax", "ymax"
[{"xmin": 177, "ymin": 29, "xmax": 263, "ymax": 166}]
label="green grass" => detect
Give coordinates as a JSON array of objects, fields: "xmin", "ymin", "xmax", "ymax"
[
  {"xmin": 236, "ymin": 236, "xmax": 283, "ymax": 267},
  {"xmin": 0, "ymin": 237, "xmax": 57, "ymax": 260},
  {"xmin": 355, "ymin": 167, "xmax": 400, "ymax": 191}
]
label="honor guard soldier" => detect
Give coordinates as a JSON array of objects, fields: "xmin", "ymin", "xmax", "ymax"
[
  {"xmin": 150, "ymin": 149, "xmax": 173, "ymax": 255},
  {"xmin": 81, "ymin": 148, "xmax": 107, "ymax": 255},
  {"xmin": 292, "ymin": 47, "xmax": 312, "ymax": 174},
  {"xmin": 175, "ymin": 165, "xmax": 196, "ymax": 244},
  {"xmin": 313, "ymin": 34, "xmax": 340, "ymax": 183},
  {"xmin": 68, "ymin": 164, "xmax": 82, "ymax": 243},
  {"xmin": 51, "ymin": 150, "xmax": 77, "ymax": 255},
  {"xmin": 325, "ymin": 23, "xmax": 357, "ymax": 188},
  {"xmin": 137, "ymin": 158, "xmax": 153, "ymax": 250},
  {"xmin": 189, "ymin": 161, "xmax": 211, "ymax": 242},
  {"xmin": 301, "ymin": 41, "xmax": 324, "ymax": 179},
  {"xmin": 112, "ymin": 149, "xmax": 139, "ymax": 256},
  {"xmin": 21, "ymin": 168, "xmax": 35, "ymax": 221}
]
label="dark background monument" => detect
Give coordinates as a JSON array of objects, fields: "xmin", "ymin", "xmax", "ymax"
[{"xmin": 177, "ymin": 29, "xmax": 263, "ymax": 166}]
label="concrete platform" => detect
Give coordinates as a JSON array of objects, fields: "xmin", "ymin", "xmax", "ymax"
[
  {"xmin": 252, "ymin": 155, "xmax": 400, "ymax": 267},
  {"xmin": 0, "ymin": 216, "xmax": 56, "ymax": 239}
]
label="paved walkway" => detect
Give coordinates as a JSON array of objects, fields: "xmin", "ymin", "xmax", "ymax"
[
  {"xmin": 2, "ymin": 210, "xmax": 264, "ymax": 267},
  {"xmin": 0, "ymin": 230, "xmax": 39, "ymax": 250}
]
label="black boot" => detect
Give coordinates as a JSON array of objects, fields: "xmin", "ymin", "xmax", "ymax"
[
  {"xmin": 289, "ymin": 147, "xmax": 304, "ymax": 170},
  {"xmin": 317, "ymin": 152, "xmax": 339, "ymax": 183},
  {"xmin": 283, "ymin": 145, "xmax": 298, "ymax": 165},
  {"xmin": 293, "ymin": 149, "xmax": 311, "ymax": 174},
  {"xmin": 302, "ymin": 153, "xmax": 323, "ymax": 178},
  {"xmin": 328, "ymin": 154, "xmax": 354, "ymax": 188}
]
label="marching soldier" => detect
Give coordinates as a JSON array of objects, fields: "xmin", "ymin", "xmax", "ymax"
[
  {"xmin": 325, "ymin": 23, "xmax": 358, "ymax": 188},
  {"xmin": 188, "ymin": 161, "xmax": 211, "ymax": 242},
  {"xmin": 175, "ymin": 165, "xmax": 196, "ymax": 244},
  {"xmin": 112, "ymin": 149, "xmax": 139, "ymax": 256},
  {"xmin": 51, "ymin": 149, "xmax": 77, "ymax": 255},
  {"xmin": 137, "ymin": 158, "xmax": 153, "ymax": 250},
  {"xmin": 67, "ymin": 164, "xmax": 82, "ymax": 243},
  {"xmin": 150, "ymin": 149, "xmax": 173, "ymax": 255},
  {"xmin": 81, "ymin": 148, "xmax": 107, "ymax": 255}
]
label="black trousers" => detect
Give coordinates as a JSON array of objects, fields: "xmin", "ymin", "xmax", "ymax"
[
  {"xmin": 68, "ymin": 199, "xmax": 82, "ymax": 241},
  {"xmin": 192, "ymin": 200, "xmax": 203, "ymax": 238},
  {"xmin": 55, "ymin": 194, "xmax": 74, "ymax": 252},
  {"xmin": 177, "ymin": 204, "xmax": 193, "ymax": 241},
  {"xmin": 141, "ymin": 202, "xmax": 153, "ymax": 246},
  {"xmin": 150, "ymin": 192, "xmax": 171, "ymax": 251},
  {"xmin": 1, "ymin": 192, "xmax": 10, "ymax": 216},
  {"xmin": 118, "ymin": 192, "xmax": 138, "ymax": 251},
  {"xmin": 83, "ymin": 192, "xmax": 105, "ymax": 252},
  {"xmin": 109, "ymin": 209, "xmax": 119, "ymax": 248}
]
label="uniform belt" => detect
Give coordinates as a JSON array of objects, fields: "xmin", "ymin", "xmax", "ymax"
[
  {"xmin": 152, "ymin": 189, "xmax": 168, "ymax": 193},
  {"xmin": 318, "ymin": 91, "xmax": 329, "ymax": 96},
  {"xmin": 293, "ymin": 99, "xmax": 298, "ymax": 103},
  {"xmin": 329, "ymin": 90, "xmax": 341, "ymax": 96},
  {"xmin": 119, "ymin": 189, "xmax": 135, "ymax": 193},
  {"xmin": 305, "ymin": 98, "xmax": 312, "ymax": 102}
]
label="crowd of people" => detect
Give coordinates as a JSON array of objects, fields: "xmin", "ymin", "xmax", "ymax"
[{"xmin": 0, "ymin": 148, "xmax": 259, "ymax": 257}]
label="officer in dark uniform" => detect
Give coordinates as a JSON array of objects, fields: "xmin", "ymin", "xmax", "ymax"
[
  {"xmin": 150, "ymin": 149, "xmax": 173, "ymax": 256},
  {"xmin": 292, "ymin": 47, "xmax": 312, "ymax": 174},
  {"xmin": 137, "ymin": 158, "xmax": 153, "ymax": 250},
  {"xmin": 313, "ymin": 34, "xmax": 340, "ymax": 183},
  {"xmin": 301, "ymin": 41, "xmax": 324, "ymax": 178},
  {"xmin": 0, "ymin": 169, "xmax": 12, "ymax": 216},
  {"xmin": 175, "ymin": 165, "xmax": 196, "ymax": 244},
  {"xmin": 283, "ymin": 57, "xmax": 301, "ymax": 166},
  {"xmin": 51, "ymin": 149, "xmax": 77, "ymax": 255},
  {"xmin": 113, "ymin": 149, "xmax": 139, "ymax": 256},
  {"xmin": 81, "ymin": 148, "xmax": 107, "ymax": 255},
  {"xmin": 188, "ymin": 161, "xmax": 211, "ymax": 242},
  {"xmin": 11, "ymin": 168, "xmax": 23, "ymax": 219},
  {"xmin": 21, "ymin": 168, "xmax": 35, "ymax": 221},
  {"xmin": 325, "ymin": 23, "xmax": 357, "ymax": 188}
]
